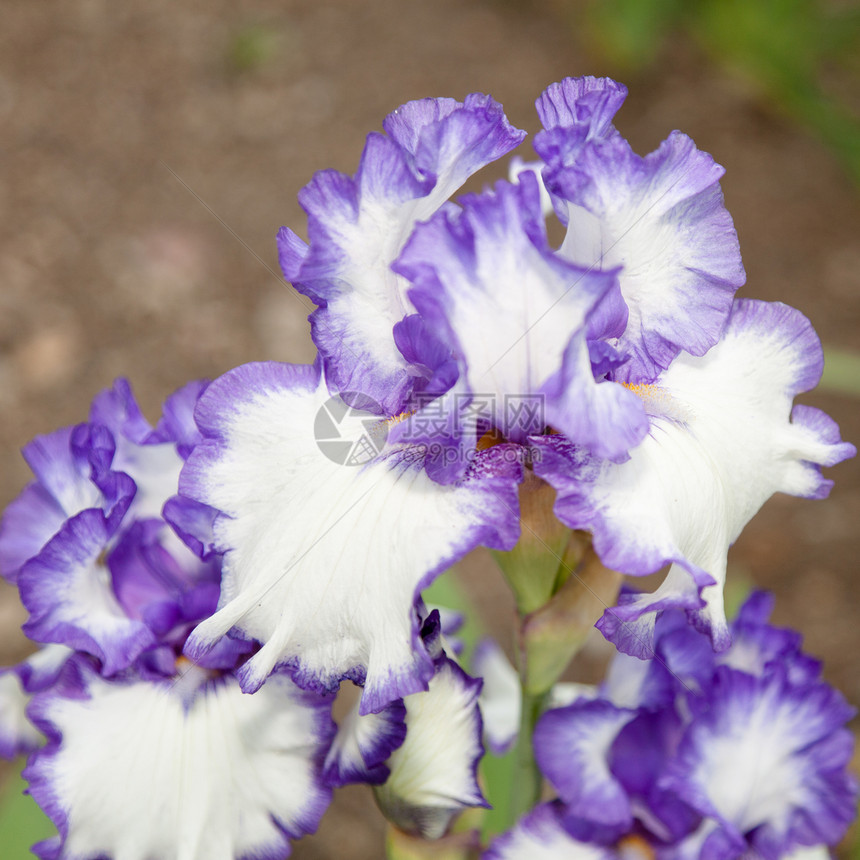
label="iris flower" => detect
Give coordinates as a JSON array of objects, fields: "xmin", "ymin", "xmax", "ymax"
[{"xmin": 179, "ymin": 77, "xmax": 852, "ymax": 716}]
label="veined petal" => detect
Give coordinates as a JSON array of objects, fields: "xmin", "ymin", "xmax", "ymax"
[
  {"xmin": 535, "ymin": 77, "xmax": 627, "ymax": 137},
  {"xmin": 25, "ymin": 658, "xmax": 334, "ymax": 860},
  {"xmin": 545, "ymin": 130, "xmax": 745, "ymax": 381},
  {"xmin": 397, "ymin": 173, "xmax": 646, "ymax": 461},
  {"xmin": 279, "ymin": 95, "xmax": 525, "ymax": 415},
  {"xmin": 375, "ymin": 656, "xmax": 487, "ymax": 839},
  {"xmin": 536, "ymin": 300, "xmax": 855, "ymax": 655},
  {"xmin": 180, "ymin": 361, "xmax": 521, "ymax": 713}
]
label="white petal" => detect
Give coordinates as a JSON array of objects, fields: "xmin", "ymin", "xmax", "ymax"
[
  {"xmin": 376, "ymin": 657, "xmax": 486, "ymax": 839},
  {"xmin": 182, "ymin": 362, "xmax": 520, "ymax": 713},
  {"xmin": 27, "ymin": 662, "xmax": 332, "ymax": 860},
  {"xmin": 542, "ymin": 300, "xmax": 855, "ymax": 652}
]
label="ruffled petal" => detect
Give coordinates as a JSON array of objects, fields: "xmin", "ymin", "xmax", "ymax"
[
  {"xmin": 19, "ymin": 510, "xmax": 155, "ymax": 675},
  {"xmin": 543, "ymin": 130, "xmax": 745, "ymax": 382},
  {"xmin": 0, "ymin": 670, "xmax": 42, "ymax": 758},
  {"xmin": 0, "ymin": 425, "xmax": 132, "ymax": 582},
  {"xmin": 89, "ymin": 377, "xmax": 153, "ymax": 444},
  {"xmin": 89, "ymin": 379, "xmax": 189, "ymax": 522},
  {"xmin": 279, "ymin": 95, "xmax": 525, "ymax": 414},
  {"xmin": 0, "ymin": 642, "xmax": 70, "ymax": 759},
  {"xmin": 25, "ymin": 658, "xmax": 334, "ymax": 860},
  {"xmin": 536, "ymin": 299, "xmax": 855, "ymax": 655},
  {"xmin": 535, "ymin": 77, "xmax": 627, "ymax": 137},
  {"xmin": 151, "ymin": 378, "xmax": 210, "ymax": 458},
  {"xmin": 661, "ymin": 666, "xmax": 857, "ymax": 859},
  {"xmin": 534, "ymin": 699, "xmax": 636, "ymax": 829},
  {"xmin": 181, "ymin": 361, "xmax": 522, "ymax": 713},
  {"xmin": 0, "ymin": 481, "xmax": 74, "ymax": 583},
  {"xmin": 383, "ymin": 93, "xmax": 526, "ymax": 201},
  {"xmin": 718, "ymin": 590, "xmax": 821, "ymax": 685},
  {"xmin": 397, "ymin": 173, "xmax": 646, "ymax": 462},
  {"xmin": 323, "ymin": 699, "xmax": 407, "ymax": 786}
]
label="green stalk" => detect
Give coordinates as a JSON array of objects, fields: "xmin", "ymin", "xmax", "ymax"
[{"xmin": 508, "ymin": 683, "xmax": 549, "ymax": 822}]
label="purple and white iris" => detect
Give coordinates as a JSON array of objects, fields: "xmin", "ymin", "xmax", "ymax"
[
  {"xmin": 178, "ymin": 75, "xmax": 852, "ymax": 715},
  {"xmin": 0, "ymin": 75, "xmax": 855, "ymax": 858},
  {"xmin": 486, "ymin": 591, "xmax": 856, "ymax": 860}
]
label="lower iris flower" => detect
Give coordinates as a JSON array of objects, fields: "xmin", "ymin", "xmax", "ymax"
[
  {"xmin": 26, "ymin": 656, "xmax": 334, "ymax": 860},
  {"xmin": 485, "ymin": 591, "xmax": 856, "ymax": 860}
]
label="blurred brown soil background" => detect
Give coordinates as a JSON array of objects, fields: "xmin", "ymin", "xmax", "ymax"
[{"xmin": 1, "ymin": 1, "xmax": 859, "ymax": 857}]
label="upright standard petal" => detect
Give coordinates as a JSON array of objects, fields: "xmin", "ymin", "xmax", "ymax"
[
  {"xmin": 542, "ymin": 129, "xmax": 745, "ymax": 382},
  {"xmin": 278, "ymin": 95, "xmax": 525, "ymax": 414},
  {"xmin": 26, "ymin": 658, "xmax": 333, "ymax": 860},
  {"xmin": 536, "ymin": 300, "xmax": 856, "ymax": 656},
  {"xmin": 535, "ymin": 77, "xmax": 627, "ymax": 138},
  {"xmin": 397, "ymin": 173, "xmax": 646, "ymax": 463},
  {"xmin": 90, "ymin": 380, "xmax": 188, "ymax": 523},
  {"xmin": 181, "ymin": 361, "xmax": 522, "ymax": 713}
]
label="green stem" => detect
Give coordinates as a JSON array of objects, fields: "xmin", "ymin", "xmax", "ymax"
[{"xmin": 508, "ymin": 685, "xmax": 549, "ymax": 822}]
